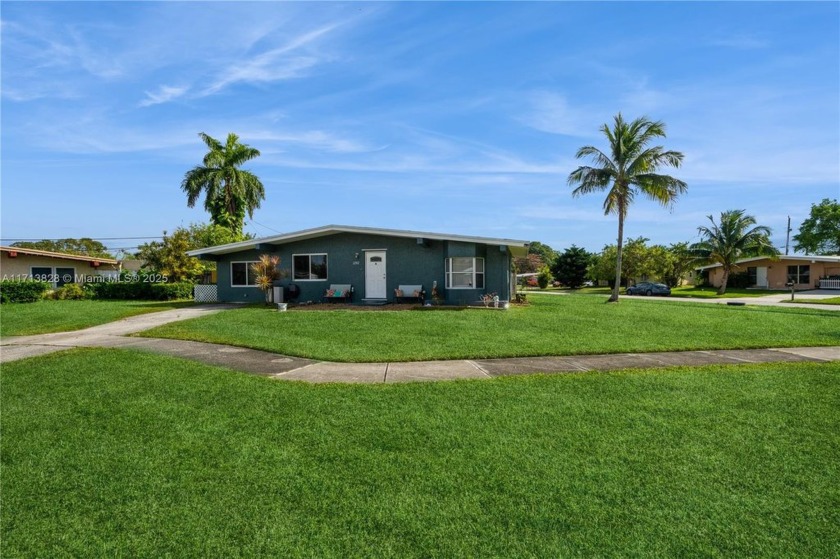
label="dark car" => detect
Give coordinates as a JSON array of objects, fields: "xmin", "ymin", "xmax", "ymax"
[{"xmin": 626, "ymin": 282, "xmax": 671, "ymax": 296}]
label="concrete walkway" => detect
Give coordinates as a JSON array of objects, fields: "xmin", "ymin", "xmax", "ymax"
[
  {"xmin": 624, "ymin": 289, "xmax": 840, "ymax": 311},
  {"xmin": 2, "ymin": 303, "xmax": 839, "ymax": 383},
  {"xmin": 527, "ymin": 288, "xmax": 840, "ymax": 311}
]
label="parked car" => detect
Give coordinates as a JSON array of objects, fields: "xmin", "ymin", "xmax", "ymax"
[{"xmin": 626, "ymin": 282, "xmax": 671, "ymax": 296}]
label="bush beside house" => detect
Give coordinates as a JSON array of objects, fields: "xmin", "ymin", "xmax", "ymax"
[
  {"xmin": 1, "ymin": 278, "xmax": 193, "ymax": 303},
  {"xmin": 85, "ymin": 280, "xmax": 194, "ymax": 301},
  {"xmin": 0, "ymin": 280, "xmax": 52, "ymax": 303}
]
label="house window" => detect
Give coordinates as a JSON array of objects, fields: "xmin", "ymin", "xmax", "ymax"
[
  {"xmin": 747, "ymin": 267, "xmax": 757, "ymax": 286},
  {"xmin": 293, "ymin": 254, "xmax": 328, "ymax": 281},
  {"xmin": 787, "ymin": 265, "xmax": 811, "ymax": 285},
  {"xmin": 31, "ymin": 266, "xmax": 75, "ymax": 287},
  {"xmin": 446, "ymin": 257, "xmax": 484, "ymax": 289},
  {"xmin": 231, "ymin": 262, "xmax": 258, "ymax": 287}
]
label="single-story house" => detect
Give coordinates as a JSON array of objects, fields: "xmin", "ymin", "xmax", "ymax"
[
  {"xmin": 696, "ymin": 255, "xmax": 840, "ymax": 290},
  {"xmin": 188, "ymin": 225, "xmax": 530, "ymax": 304},
  {"xmin": 0, "ymin": 246, "xmax": 120, "ymax": 287}
]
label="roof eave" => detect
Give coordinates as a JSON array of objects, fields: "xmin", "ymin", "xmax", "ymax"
[{"xmin": 187, "ymin": 225, "xmax": 531, "ymax": 257}]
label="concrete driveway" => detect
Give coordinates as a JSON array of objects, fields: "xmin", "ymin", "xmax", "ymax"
[{"xmin": 0, "ymin": 304, "xmax": 239, "ymax": 362}]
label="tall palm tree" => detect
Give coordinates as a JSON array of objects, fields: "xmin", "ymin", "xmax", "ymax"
[
  {"xmin": 182, "ymin": 132, "xmax": 265, "ymax": 235},
  {"xmin": 568, "ymin": 113, "xmax": 686, "ymax": 302},
  {"xmin": 692, "ymin": 210, "xmax": 778, "ymax": 294}
]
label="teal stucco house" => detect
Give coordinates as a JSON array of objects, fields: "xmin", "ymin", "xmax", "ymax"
[{"xmin": 188, "ymin": 225, "xmax": 530, "ymax": 305}]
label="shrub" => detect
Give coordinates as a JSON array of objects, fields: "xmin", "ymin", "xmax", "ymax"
[
  {"xmin": 150, "ymin": 282, "xmax": 194, "ymax": 300},
  {"xmin": 86, "ymin": 281, "xmax": 194, "ymax": 301},
  {"xmin": 537, "ymin": 266, "xmax": 553, "ymax": 289},
  {"xmin": 0, "ymin": 280, "xmax": 51, "ymax": 303},
  {"xmin": 52, "ymin": 283, "xmax": 89, "ymax": 300}
]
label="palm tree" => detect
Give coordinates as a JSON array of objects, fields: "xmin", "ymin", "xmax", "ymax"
[
  {"xmin": 182, "ymin": 132, "xmax": 265, "ymax": 235},
  {"xmin": 692, "ymin": 210, "xmax": 778, "ymax": 294},
  {"xmin": 568, "ymin": 113, "xmax": 686, "ymax": 302}
]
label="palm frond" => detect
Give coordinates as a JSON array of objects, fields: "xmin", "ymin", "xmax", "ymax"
[{"xmin": 569, "ymin": 166, "xmax": 614, "ymax": 195}]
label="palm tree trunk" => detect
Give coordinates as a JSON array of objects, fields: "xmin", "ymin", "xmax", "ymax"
[
  {"xmin": 718, "ymin": 267, "xmax": 729, "ymax": 295},
  {"xmin": 610, "ymin": 208, "xmax": 625, "ymax": 302}
]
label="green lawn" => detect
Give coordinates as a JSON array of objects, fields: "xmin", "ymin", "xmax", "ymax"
[
  {"xmin": 142, "ymin": 294, "xmax": 840, "ymax": 362},
  {"xmin": 0, "ymin": 299, "xmax": 195, "ymax": 336},
  {"xmin": 2, "ymin": 349, "xmax": 837, "ymax": 557},
  {"xmin": 784, "ymin": 297, "xmax": 840, "ymax": 306},
  {"xmin": 669, "ymin": 286, "xmax": 788, "ymax": 298}
]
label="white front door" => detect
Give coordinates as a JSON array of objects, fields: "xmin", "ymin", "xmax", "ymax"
[
  {"xmin": 365, "ymin": 251, "xmax": 387, "ymax": 299},
  {"xmin": 756, "ymin": 267, "xmax": 768, "ymax": 288}
]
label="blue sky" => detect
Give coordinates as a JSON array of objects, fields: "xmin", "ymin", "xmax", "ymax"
[{"xmin": 2, "ymin": 1, "xmax": 838, "ymax": 256}]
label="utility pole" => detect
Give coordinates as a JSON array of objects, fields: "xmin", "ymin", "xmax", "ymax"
[{"xmin": 785, "ymin": 216, "xmax": 791, "ymax": 255}]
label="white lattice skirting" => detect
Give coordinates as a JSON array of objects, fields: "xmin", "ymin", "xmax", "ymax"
[{"xmin": 194, "ymin": 284, "xmax": 218, "ymax": 303}]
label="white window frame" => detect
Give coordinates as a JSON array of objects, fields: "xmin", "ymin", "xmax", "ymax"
[
  {"xmin": 445, "ymin": 257, "xmax": 484, "ymax": 289},
  {"xmin": 230, "ymin": 261, "xmax": 258, "ymax": 287},
  {"xmin": 293, "ymin": 253, "xmax": 328, "ymax": 281},
  {"xmin": 31, "ymin": 266, "xmax": 76, "ymax": 287}
]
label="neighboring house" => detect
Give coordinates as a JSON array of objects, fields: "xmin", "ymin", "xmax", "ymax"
[
  {"xmin": 696, "ymin": 255, "xmax": 840, "ymax": 290},
  {"xmin": 0, "ymin": 246, "xmax": 120, "ymax": 287},
  {"xmin": 187, "ymin": 225, "xmax": 530, "ymax": 304}
]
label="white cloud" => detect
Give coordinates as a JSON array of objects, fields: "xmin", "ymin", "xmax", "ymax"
[
  {"xmin": 139, "ymin": 85, "xmax": 189, "ymax": 107},
  {"xmin": 202, "ymin": 23, "xmax": 342, "ymax": 95},
  {"xmin": 708, "ymin": 34, "xmax": 769, "ymax": 50},
  {"xmin": 518, "ymin": 92, "xmax": 605, "ymax": 137}
]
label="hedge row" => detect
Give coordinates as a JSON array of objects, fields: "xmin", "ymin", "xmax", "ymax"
[
  {"xmin": 0, "ymin": 280, "xmax": 194, "ymax": 303},
  {"xmin": 85, "ymin": 281, "xmax": 194, "ymax": 301},
  {"xmin": 0, "ymin": 280, "xmax": 52, "ymax": 303}
]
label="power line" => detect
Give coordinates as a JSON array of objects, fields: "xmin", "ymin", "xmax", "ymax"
[{"xmin": 247, "ymin": 219, "xmax": 283, "ymax": 235}]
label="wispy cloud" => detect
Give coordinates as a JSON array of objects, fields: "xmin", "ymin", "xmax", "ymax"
[
  {"xmin": 243, "ymin": 129, "xmax": 379, "ymax": 154},
  {"xmin": 709, "ymin": 34, "xmax": 769, "ymax": 50},
  {"xmin": 202, "ymin": 23, "xmax": 342, "ymax": 95},
  {"xmin": 518, "ymin": 92, "xmax": 607, "ymax": 137},
  {"xmin": 139, "ymin": 85, "xmax": 189, "ymax": 107}
]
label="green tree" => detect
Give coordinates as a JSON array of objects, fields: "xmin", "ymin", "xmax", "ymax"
[
  {"xmin": 665, "ymin": 242, "xmax": 696, "ymax": 287},
  {"xmin": 568, "ymin": 113, "xmax": 686, "ymax": 302},
  {"xmin": 588, "ymin": 246, "xmax": 617, "ymax": 285},
  {"xmin": 137, "ymin": 229, "xmax": 204, "ymax": 282},
  {"xmin": 647, "ymin": 245, "xmax": 672, "ymax": 285},
  {"xmin": 136, "ymin": 223, "xmax": 252, "ymax": 282},
  {"xmin": 189, "ymin": 222, "xmax": 250, "ymax": 251},
  {"xmin": 621, "ymin": 237, "xmax": 653, "ymax": 285},
  {"xmin": 793, "ymin": 198, "xmax": 840, "ymax": 255},
  {"xmin": 181, "ymin": 132, "xmax": 265, "ymax": 235},
  {"xmin": 691, "ymin": 210, "xmax": 779, "ymax": 295},
  {"xmin": 646, "ymin": 242, "xmax": 695, "ymax": 287},
  {"xmin": 12, "ymin": 238, "xmax": 112, "ymax": 259},
  {"xmin": 514, "ymin": 253, "xmax": 545, "ymax": 274},
  {"xmin": 528, "ymin": 241, "xmax": 559, "ymax": 269},
  {"xmin": 551, "ymin": 245, "xmax": 592, "ymax": 288}
]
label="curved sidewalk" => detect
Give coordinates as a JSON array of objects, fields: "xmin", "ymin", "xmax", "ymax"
[{"xmin": 2, "ymin": 305, "xmax": 838, "ymax": 383}]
